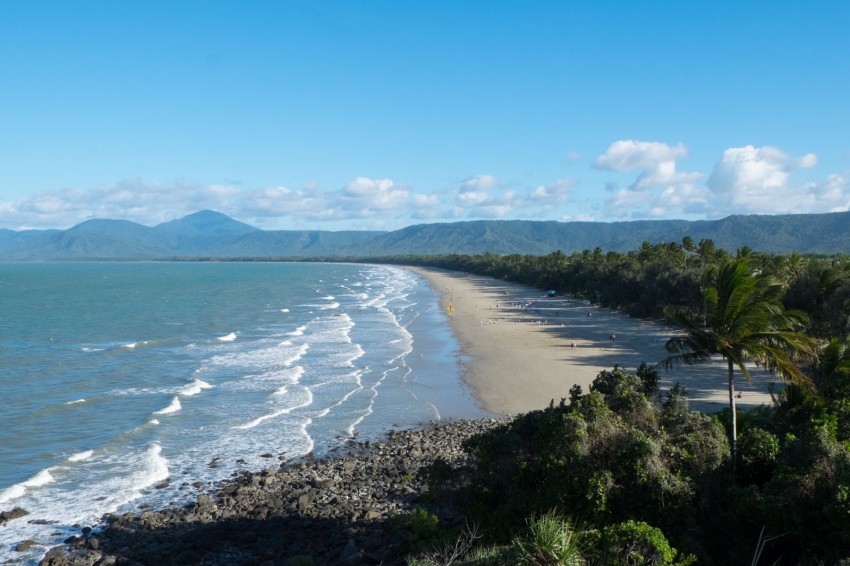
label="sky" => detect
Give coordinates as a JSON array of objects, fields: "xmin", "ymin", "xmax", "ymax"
[{"xmin": 1, "ymin": 1, "xmax": 849, "ymax": 231}]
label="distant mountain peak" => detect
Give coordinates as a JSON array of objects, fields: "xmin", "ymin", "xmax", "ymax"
[
  {"xmin": 1, "ymin": 209, "xmax": 849, "ymax": 260},
  {"xmin": 156, "ymin": 210, "xmax": 260, "ymax": 237}
]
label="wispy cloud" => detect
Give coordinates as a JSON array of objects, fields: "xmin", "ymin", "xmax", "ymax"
[
  {"xmin": 2, "ymin": 140, "xmax": 847, "ymax": 231},
  {"xmin": 594, "ymin": 140, "xmax": 704, "ymax": 218}
]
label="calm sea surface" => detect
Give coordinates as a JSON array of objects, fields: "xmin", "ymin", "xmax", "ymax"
[{"xmin": 0, "ymin": 261, "xmax": 484, "ymax": 563}]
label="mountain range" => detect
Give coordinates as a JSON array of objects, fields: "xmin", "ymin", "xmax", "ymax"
[{"xmin": 1, "ymin": 209, "xmax": 848, "ymax": 260}]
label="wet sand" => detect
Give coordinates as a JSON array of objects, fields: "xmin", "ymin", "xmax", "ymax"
[{"xmin": 407, "ymin": 266, "xmax": 783, "ymax": 415}]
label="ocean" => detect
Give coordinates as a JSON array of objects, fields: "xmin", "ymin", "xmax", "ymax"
[{"xmin": 0, "ymin": 261, "xmax": 485, "ymax": 563}]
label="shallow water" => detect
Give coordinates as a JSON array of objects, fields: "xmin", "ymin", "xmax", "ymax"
[{"xmin": 0, "ymin": 261, "xmax": 484, "ymax": 563}]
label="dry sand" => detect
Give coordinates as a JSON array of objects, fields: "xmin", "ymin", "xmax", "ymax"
[{"xmin": 406, "ymin": 266, "xmax": 783, "ymax": 416}]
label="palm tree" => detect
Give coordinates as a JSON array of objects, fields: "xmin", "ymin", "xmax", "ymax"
[{"xmin": 658, "ymin": 258, "xmax": 816, "ymax": 471}]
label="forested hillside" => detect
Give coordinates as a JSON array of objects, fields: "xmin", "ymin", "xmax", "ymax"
[{"xmin": 3, "ymin": 209, "xmax": 850, "ymax": 259}]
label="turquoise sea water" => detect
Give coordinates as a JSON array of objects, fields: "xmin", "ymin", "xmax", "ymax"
[{"xmin": 0, "ymin": 261, "xmax": 484, "ymax": 563}]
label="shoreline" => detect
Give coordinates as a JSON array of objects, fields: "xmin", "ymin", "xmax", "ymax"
[
  {"xmin": 26, "ymin": 265, "xmax": 786, "ymax": 565},
  {"xmin": 35, "ymin": 418, "xmax": 508, "ymax": 566},
  {"xmin": 405, "ymin": 266, "xmax": 782, "ymax": 415}
]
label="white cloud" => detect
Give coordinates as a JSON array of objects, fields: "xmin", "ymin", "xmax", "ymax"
[
  {"xmin": 529, "ymin": 179, "xmax": 575, "ymax": 202},
  {"xmin": 0, "ymin": 180, "xmax": 245, "ymax": 230},
  {"xmin": 242, "ymin": 185, "xmax": 330, "ymax": 220},
  {"xmin": 460, "ymin": 174, "xmax": 499, "ymax": 192},
  {"xmin": 244, "ymin": 177, "xmax": 414, "ymax": 224},
  {"xmin": 449, "ymin": 175, "xmax": 579, "ymax": 219},
  {"xmin": 595, "ymin": 140, "xmax": 687, "ymax": 175},
  {"xmin": 454, "ymin": 175, "xmax": 500, "ymax": 211},
  {"xmin": 341, "ymin": 177, "xmax": 409, "ymax": 213},
  {"xmin": 704, "ymin": 145, "xmax": 843, "ymax": 215},
  {"xmin": 595, "ymin": 140, "xmax": 704, "ymax": 217}
]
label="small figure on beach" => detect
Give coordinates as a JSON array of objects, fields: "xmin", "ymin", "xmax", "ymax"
[
  {"xmin": 609, "ymin": 334, "xmax": 616, "ymax": 341},
  {"xmin": 587, "ymin": 312, "xmax": 592, "ymax": 317},
  {"xmin": 570, "ymin": 341, "xmax": 576, "ymax": 349}
]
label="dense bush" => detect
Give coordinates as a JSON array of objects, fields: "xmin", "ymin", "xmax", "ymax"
[
  {"xmin": 428, "ymin": 367, "xmax": 850, "ymax": 564},
  {"xmin": 588, "ymin": 520, "xmax": 686, "ymax": 566},
  {"xmin": 455, "ymin": 368, "xmax": 726, "ymax": 557}
]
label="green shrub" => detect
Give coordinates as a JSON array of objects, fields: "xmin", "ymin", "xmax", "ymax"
[
  {"xmin": 512, "ymin": 512, "xmax": 584, "ymax": 565},
  {"xmin": 461, "ymin": 368, "xmax": 727, "ymax": 542},
  {"xmin": 761, "ymin": 426, "xmax": 850, "ymax": 562},
  {"xmin": 590, "ymin": 520, "xmax": 683, "ymax": 566},
  {"xmin": 737, "ymin": 426, "xmax": 780, "ymax": 485},
  {"xmin": 388, "ymin": 508, "xmax": 442, "ymax": 554}
]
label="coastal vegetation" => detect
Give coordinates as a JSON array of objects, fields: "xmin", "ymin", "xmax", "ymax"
[
  {"xmin": 32, "ymin": 241, "xmax": 850, "ymax": 564},
  {"xmin": 412, "ymin": 363, "xmax": 850, "ymax": 564},
  {"xmin": 374, "ymin": 244, "xmax": 850, "ymax": 564}
]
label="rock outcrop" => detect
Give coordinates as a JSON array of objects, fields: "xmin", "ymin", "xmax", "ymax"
[{"xmin": 38, "ymin": 418, "xmax": 506, "ymax": 566}]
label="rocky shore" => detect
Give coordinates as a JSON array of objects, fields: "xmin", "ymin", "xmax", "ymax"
[{"xmin": 34, "ymin": 418, "xmax": 507, "ymax": 566}]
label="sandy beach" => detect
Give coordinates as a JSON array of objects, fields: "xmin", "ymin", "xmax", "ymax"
[{"xmin": 407, "ymin": 266, "xmax": 783, "ymax": 415}]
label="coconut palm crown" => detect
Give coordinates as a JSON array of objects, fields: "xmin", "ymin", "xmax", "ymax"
[{"xmin": 658, "ymin": 258, "xmax": 817, "ymax": 471}]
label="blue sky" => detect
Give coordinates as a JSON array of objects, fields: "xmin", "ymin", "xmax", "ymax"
[{"xmin": 1, "ymin": 1, "xmax": 848, "ymax": 231}]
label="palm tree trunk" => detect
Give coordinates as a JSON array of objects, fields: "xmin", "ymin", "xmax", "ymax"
[{"xmin": 728, "ymin": 358, "xmax": 737, "ymax": 474}]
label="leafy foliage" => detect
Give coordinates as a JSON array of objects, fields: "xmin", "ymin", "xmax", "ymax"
[
  {"xmin": 660, "ymin": 258, "xmax": 817, "ymax": 469},
  {"xmin": 454, "ymin": 368, "xmax": 725, "ymax": 556},
  {"xmin": 587, "ymin": 520, "xmax": 686, "ymax": 566},
  {"xmin": 420, "ymin": 364, "xmax": 850, "ymax": 564},
  {"xmin": 388, "ymin": 508, "xmax": 444, "ymax": 555},
  {"xmin": 512, "ymin": 512, "xmax": 585, "ymax": 565}
]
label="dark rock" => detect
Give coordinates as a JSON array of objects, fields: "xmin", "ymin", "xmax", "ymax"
[
  {"xmin": 40, "ymin": 546, "xmax": 69, "ymax": 566},
  {"xmin": 0, "ymin": 506, "xmax": 30, "ymax": 524},
  {"xmin": 15, "ymin": 539, "xmax": 37, "ymax": 552},
  {"xmin": 36, "ymin": 417, "xmax": 510, "ymax": 566}
]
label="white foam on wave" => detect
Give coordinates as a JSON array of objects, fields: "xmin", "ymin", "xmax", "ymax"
[
  {"xmin": 150, "ymin": 419, "xmax": 160, "ymax": 425},
  {"xmin": 273, "ymin": 367, "xmax": 305, "ymax": 394},
  {"xmin": 234, "ymin": 408, "xmax": 289, "ymax": 430},
  {"xmin": 345, "ymin": 343, "xmax": 366, "ymax": 367},
  {"xmin": 0, "ymin": 484, "xmax": 26, "ymax": 505},
  {"xmin": 283, "ymin": 343, "xmax": 310, "ymax": 367},
  {"xmin": 68, "ymin": 450, "xmax": 94, "ymax": 462},
  {"xmin": 281, "ymin": 308, "xmax": 290, "ymax": 313},
  {"xmin": 235, "ymin": 387, "xmax": 314, "ymax": 429},
  {"xmin": 132, "ymin": 444, "xmax": 169, "ymax": 493},
  {"xmin": 310, "ymin": 368, "xmax": 366, "ymax": 421},
  {"xmin": 287, "ymin": 325, "xmax": 306, "ymax": 337},
  {"xmin": 218, "ymin": 332, "xmax": 237, "ymax": 342},
  {"xmin": 153, "ymin": 396, "xmax": 181, "ymax": 415},
  {"xmin": 24, "ymin": 469, "xmax": 55, "ymax": 488},
  {"xmin": 0, "ymin": 469, "xmax": 56, "ymax": 504},
  {"xmin": 180, "ymin": 379, "xmax": 214, "ymax": 396},
  {"xmin": 123, "ymin": 342, "xmax": 138, "ymax": 349},
  {"xmin": 64, "ymin": 398, "xmax": 86, "ymax": 405},
  {"xmin": 301, "ymin": 300, "xmax": 340, "ymax": 311}
]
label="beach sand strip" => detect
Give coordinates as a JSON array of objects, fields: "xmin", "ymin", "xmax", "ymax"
[{"xmin": 406, "ymin": 266, "xmax": 782, "ymax": 415}]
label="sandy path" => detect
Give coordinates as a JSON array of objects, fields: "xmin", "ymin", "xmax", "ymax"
[{"xmin": 406, "ymin": 266, "xmax": 783, "ymax": 415}]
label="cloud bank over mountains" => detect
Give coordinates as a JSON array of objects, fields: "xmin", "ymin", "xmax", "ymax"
[{"xmin": 2, "ymin": 140, "xmax": 847, "ymax": 231}]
